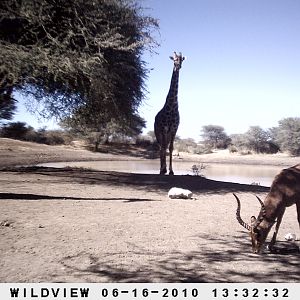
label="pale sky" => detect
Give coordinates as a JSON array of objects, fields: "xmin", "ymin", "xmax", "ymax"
[
  {"xmin": 140, "ymin": 0, "xmax": 300, "ymax": 140},
  {"xmin": 12, "ymin": 0, "xmax": 300, "ymax": 141}
]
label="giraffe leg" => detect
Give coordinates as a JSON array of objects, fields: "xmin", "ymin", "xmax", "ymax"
[
  {"xmin": 168, "ymin": 136, "xmax": 175, "ymax": 175},
  {"xmin": 159, "ymin": 134, "xmax": 168, "ymax": 175},
  {"xmin": 160, "ymin": 146, "xmax": 167, "ymax": 175},
  {"xmin": 155, "ymin": 126, "xmax": 167, "ymax": 175}
]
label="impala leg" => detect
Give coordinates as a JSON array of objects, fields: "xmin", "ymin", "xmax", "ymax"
[
  {"xmin": 296, "ymin": 201, "xmax": 300, "ymax": 229},
  {"xmin": 296, "ymin": 201, "xmax": 300, "ymax": 237},
  {"xmin": 269, "ymin": 207, "xmax": 285, "ymax": 251},
  {"xmin": 296, "ymin": 202, "xmax": 300, "ymax": 251}
]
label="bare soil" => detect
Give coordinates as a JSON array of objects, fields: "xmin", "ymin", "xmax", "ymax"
[{"xmin": 0, "ymin": 138, "xmax": 299, "ymax": 283}]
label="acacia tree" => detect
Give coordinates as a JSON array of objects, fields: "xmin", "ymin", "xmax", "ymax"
[
  {"xmin": 0, "ymin": 0, "xmax": 159, "ymax": 130},
  {"xmin": 244, "ymin": 126, "xmax": 270, "ymax": 153},
  {"xmin": 0, "ymin": 86, "xmax": 16, "ymax": 121},
  {"xmin": 200, "ymin": 125, "xmax": 229, "ymax": 149},
  {"xmin": 273, "ymin": 118, "xmax": 300, "ymax": 155},
  {"xmin": 230, "ymin": 126, "xmax": 279, "ymax": 154},
  {"xmin": 62, "ymin": 112, "xmax": 145, "ymax": 150}
]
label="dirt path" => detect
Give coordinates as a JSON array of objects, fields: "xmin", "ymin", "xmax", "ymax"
[{"xmin": 0, "ymin": 138, "xmax": 299, "ymax": 282}]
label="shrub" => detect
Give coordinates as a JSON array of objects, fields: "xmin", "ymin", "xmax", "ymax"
[
  {"xmin": 228, "ymin": 145, "xmax": 238, "ymax": 153},
  {"xmin": 191, "ymin": 163, "xmax": 206, "ymax": 177},
  {"xmin": 192, "ymin": 144, "xmax": 213, "ymax": 154},
  {"xmin": 43, "ymin": 130, "xmax": 67, "ymax": 145},
  {"xmin": 0, "ymin": 122, "xmax": 70, "ymax": 145},
  {"xmin": 174, "ymin": 138, "xmax": 197, "ymax": 153},
  {"xmin": 200, "ymin": 125, "xmax": 230, "ymax": 149},
  {"xmin": 273, "ymin": 118, "xmax": 300, "ymax": 156},
  {"xmin": 0, "ymin": 122, "xmax": 33, "ymax": 140}
]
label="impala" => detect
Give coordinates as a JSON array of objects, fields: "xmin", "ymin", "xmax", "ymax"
[{"xmin": 234, "ymin": 164, "xmax": 300, "ymax": 253}]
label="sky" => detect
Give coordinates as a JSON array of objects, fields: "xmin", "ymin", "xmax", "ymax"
[{"xmin": 12, "ymin": 0, "xmax": 300, "ymax": 141}]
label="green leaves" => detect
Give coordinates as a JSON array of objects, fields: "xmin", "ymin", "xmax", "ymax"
[{"xmin": 0, "ymin": 0, "xmax": 159, "ymax": 131}]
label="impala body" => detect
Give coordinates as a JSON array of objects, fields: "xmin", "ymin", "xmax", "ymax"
[{"xmin": 234, "ymin": 164, "xmax": 300, "ymax": 253}]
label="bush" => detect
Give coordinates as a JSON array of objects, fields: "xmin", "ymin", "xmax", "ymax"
[
  {"xmin": 192, "ymin": 144, "xmax": 213, "ymax": 154},
  {"xmin": 273, "ymin": 118, "xmax": 300, "ymax": 155},
  {"xmin": 230, "ymin": 127, "xmax": 279, "ymax": 154},
  {"xmin": 0, "ymin": 122, "xmax": 70, "ymax": 145},
  {"xmin": 228, "ymin": 145, "xmax": 238, "ymax": 153},
  {"xmin": 135, "ymin": 134, "xmax": 155, "ymax": 148},
  {"xmin": 200, "ymin": 125, "xmax": 230, "ymax": 149},
  {"xmin": 43, "ymin": 130, "xmax": 68, "ymax": 145},
  {"xmin": 191, "ymin": 163, "xmax": 206, "ymax": 177},
  {"xmin": 0, "ymin": 122, "xmax": 33, "ymax": 140},
  {"xmin": 174, "ymin": 138, "xmax": 197, "ymax": 153}
]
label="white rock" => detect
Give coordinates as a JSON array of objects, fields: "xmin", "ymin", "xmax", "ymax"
[
  {"xmin": 284, "ymin": 233, "xmax": 296, "ymax": 241},
  {"xmin": 168, "ymin": 187, "xmax": 193, "ymax": 199}
]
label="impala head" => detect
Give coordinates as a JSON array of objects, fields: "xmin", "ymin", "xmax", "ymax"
[
  {"xmin": 170, "ymin": 51, "xmax": 185, "ymax": 70},
  {"xmin": 233, "ymin": 193, "xmax": 268, "ymax": 254}
]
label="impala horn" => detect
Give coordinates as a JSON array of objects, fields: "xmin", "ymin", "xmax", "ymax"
[
  {"xmin": 253, "ymin": 195, "xmax": 267, "ymax": 228},
  {"xmin": 233, "ymin": 193, "xmax": 251, "ymax": 231}
]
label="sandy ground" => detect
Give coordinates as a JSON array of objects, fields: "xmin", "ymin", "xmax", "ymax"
[{"xmin": 0, "ymin": 138, "xmax": 299, "ymax": 283}]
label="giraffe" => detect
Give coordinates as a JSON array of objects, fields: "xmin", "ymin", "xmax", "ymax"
[{"xmin": 154, "ymin": 51, "xmax": 185, "ymax": 175}]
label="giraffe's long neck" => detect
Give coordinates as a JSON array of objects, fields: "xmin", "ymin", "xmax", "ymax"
[{"xmin": 165, "ymin": 67, "xmax": 180, "ymax": 107}]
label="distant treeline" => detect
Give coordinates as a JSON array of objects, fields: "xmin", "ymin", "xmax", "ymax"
[
  {"xmin": 2, "ymin": 117, "xmax": 300, "ymax": 156},
  {"xmin": 170, "ymin": 117, "xmax": 300, "ymax": 156},
  {"xmin": 0, "ymin": 122, "xmax": 72, "ymax": 145}
]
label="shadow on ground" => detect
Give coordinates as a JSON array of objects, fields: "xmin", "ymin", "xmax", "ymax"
[
  {"xmin": 92, "ymin": 143, "xmax": 159, "ymax": 159},
  {"xmin": 0, "ymin": 192, "xmax": 157, "ymax": 202},
  {"xmin": 1, "ymin": 166, "xmax": 299, "ymax": 283},
  {"xmin": 1, "ymin": 166, "xmax": 270, "ymax": 197},
  {"xmin": 54, "ymin": 233, "xmax": 299, "ymax": 282}
]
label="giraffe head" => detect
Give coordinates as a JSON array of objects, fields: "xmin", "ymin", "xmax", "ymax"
[{"xmin": 170, "ymin": 51, "xmax": 185, "ymax": 70}]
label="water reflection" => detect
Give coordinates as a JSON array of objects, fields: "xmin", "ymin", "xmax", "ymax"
[
  {"xmin": 201, "ymin": 164, "xmax": 281, "ymax": 187},
  {"xmin": 39, "ymin": 160, "xmax": 282, "ymax": 187}
]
